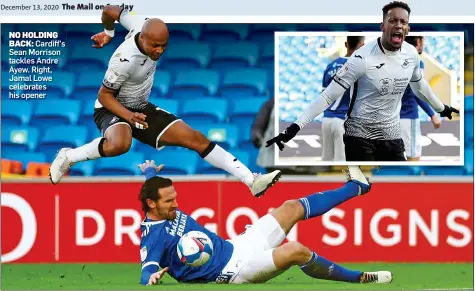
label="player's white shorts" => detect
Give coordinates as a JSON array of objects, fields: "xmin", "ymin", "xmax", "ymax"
[
  {"xmin": 215, "ymin": 214, "xmax": 286, "ymax": 284},
  {"xmin": 322, "ymin": 117, "xmax": 346, "ymax": 161},
  {"xmin": 400, "ymin": 118, "xmax": 421, "ymax": 158}
]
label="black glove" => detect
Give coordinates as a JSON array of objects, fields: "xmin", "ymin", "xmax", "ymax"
[
  {"xmin": 265, "ymin": 123, "xmax": 301, "ymax": 151},
  {"xmin": 439, "ymin": 104, "xmax": 459, "ymax": 120}
]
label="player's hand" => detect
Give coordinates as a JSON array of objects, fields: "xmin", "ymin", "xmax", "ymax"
[
  {"xmin": 147, "ymin": 267, "xmax": 169, "ymax": 285},
  {"xmin": 128, "ymin": 112, "xmax": 148, "ymax": 129},
  {"xmin": 431, "ymin": 115, "xmax": 442, "ymax": 129},
  {"xmin": 139, "ymin": 160, "xmax": 164, "ymax": 173},
  {"xmin": 439, "ymin": 104, "xmax": 459, "ymax": 120},
  {"xmin": 91, "ymin": 32, "xmax": 112, "ymax": 48},
  {"xmin": 265, "ymin": 123, "xmax": 300, "ymax": 151}
]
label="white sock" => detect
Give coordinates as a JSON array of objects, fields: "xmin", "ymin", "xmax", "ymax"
[
  {"xmin": 65, "ymin": 137, "xmax": 104, "ymax": 163},
  {"xmin": 203, "ymin": 144, "xmax": 254, "ymax": 186}
]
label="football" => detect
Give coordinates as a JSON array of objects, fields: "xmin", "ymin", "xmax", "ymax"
[{"xmin": 177, "ymin": 231, "xmax": 214, "ymax": 267}]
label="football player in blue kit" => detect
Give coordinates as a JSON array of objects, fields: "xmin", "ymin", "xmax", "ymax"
[
  {"xmin": 321, "ymin": 36, "xmax": 365, "ymax": 161},
  {"xmin": 400, "ymin": 36, "xmax": 441, "ymax": 161},
  {"xmin": 138, "ymin": 160, "xmax": 392, "ymax": 286}
]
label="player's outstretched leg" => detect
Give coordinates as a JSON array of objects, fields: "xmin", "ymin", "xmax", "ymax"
[
  {"xmin": 49, "ymin": 124, "xmax": 132, "ymax": 184},
  {"xmin": 272, "ymin": 241, "xmax": 392, "ymax": 284},
  {"xmin": 159, "ymin": 120, "xmax": 282, "ymax": 197}
]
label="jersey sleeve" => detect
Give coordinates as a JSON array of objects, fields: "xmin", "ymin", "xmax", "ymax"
[
  {"xmin": 410, "ymin": 53, "xmax": 423, "ymax": 82},
  {"xmin": 415, "ymin": 94, "xmax": 436, "ymax": 117},
  {"xmin": 140, "ymin": 235, "xmax": 166, "ymax": 285},
  {"xmin": 118, "ymin": 9, "xmax": 147, "ymax": 31},
  {"xmin": 102, "ymin": 55, "xmax": 133, "ymax": 91},
  {"xmin": 321, "ymin": 63, "xmax": 332, "ymax": 91},
  {"xmin": 332, "ymin": 54, "xmax": 366, "ymax": 90}
]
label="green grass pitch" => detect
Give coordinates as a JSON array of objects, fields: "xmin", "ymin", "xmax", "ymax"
[{"xmin": 1, "ymin": 263, "xmax": 473, "ymax": 290}]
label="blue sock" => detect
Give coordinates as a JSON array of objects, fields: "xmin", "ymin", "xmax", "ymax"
[
  {"xmin": 301, "ymin": 252, "xmax": 362, "ymax": 283},
  {"xmin": 298, "ymin": 182, "xmax": 360, "ymax": 220}
]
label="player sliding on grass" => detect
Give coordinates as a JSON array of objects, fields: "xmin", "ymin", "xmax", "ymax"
[
  {"xmin": 49, "ymin": 6, "xmax": 281, "ymax": 198},
  {"xmin": 137, "ymin": 160, "xmax": 392, "ymax": 285}
]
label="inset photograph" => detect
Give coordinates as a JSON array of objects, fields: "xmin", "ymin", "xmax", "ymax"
[{"xmin": 274, "ymin": 31, "xmax": 463, "ymax": 165}]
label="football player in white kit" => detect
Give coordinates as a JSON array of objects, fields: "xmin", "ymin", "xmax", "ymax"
[
  {"xmin": 49, "ymin": 6, "xmax": 281, "ymax": 197},
  {"xmin": 267, "ymin": 1, "xmax": 459, "ymax": 162}
]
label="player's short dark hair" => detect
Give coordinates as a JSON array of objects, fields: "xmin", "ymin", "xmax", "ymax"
[
  {"xmin": 347, "ymin": 36, "xmax": 365, "ymax": 50},
  {"xmin": 382, "ymin": 1, "xmax": 411, "ymax": 20},
  {"xmin": 139, "ymin": 176, "xmax": 173, "ymax": 212},
  {"xmin": 405, "ymin": 36, "xmax": 422, "ymax": 47}
]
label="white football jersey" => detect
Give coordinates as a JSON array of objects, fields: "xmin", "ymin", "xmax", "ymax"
[
  {"xmin": 97, "ymin": 10, "xmax": 157, "ymax": 110},
  {"xmin": 333, "ymin": 37, "xmax": 422, "ymax": 140}
]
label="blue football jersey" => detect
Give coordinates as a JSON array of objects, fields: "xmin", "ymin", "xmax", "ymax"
[
  {"xmin": 400, "ymin": 60, "xmax": 435, "ymax": 119},
  {"xmin": 322, "ymin": 57, "xmax": 351, "ymax": 119},
  {"xmin": 139, "ymin": 209, "xmax": 234, "ymax": 285}
]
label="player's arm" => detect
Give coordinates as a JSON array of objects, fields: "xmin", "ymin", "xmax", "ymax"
[
  {"xmin": 99, "ymin": 62, "xmax": 148, "ymax": 129},
  {"xmin": 409, "ymin": 55, "xmax": 459, "ymax": 119},
  {"xmin": 140, "ymin": 238, "xmax": 168, "ymax": 285},
  {"xmin": 415, "ymin": 96, "xmax": 436, "ymax": 117},
  {"xmin": 266, "ymin": 55, "xmax": 365, "ymax": 151},
  {"xmin": 91, "ymin": 5, "xmax": 123, "ymax": 48}
]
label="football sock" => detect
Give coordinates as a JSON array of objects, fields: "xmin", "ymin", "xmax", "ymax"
[
  {"xmin": 298, "ymin": 182, "xmax": 360, "ymax": 219},
  {"xmin": 200, "ymin": 142, "xmax": 254, "ymax": 186},
  {"xmin": 300, "ymin": 252, "xmax": 362, "ymax": 283},
  {"xmin": 66, "ymin": 137, "xmax": 105, "ymax": 163}
]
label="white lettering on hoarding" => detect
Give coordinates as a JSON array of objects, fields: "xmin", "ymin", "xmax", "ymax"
[
  {"xmin": 446, "ymin": 210, "xmax": 472, "ymax": 248},
  {"xmin": 1, "ymin": 193, "xmax": 37, "ymax": 263},
  {"xmin": 115, "ymin": 209, "xmax": 141, "ymax": 246},
  {"xmin": 409, "ymin": 210, "xmax": 439, "ymax": 247},
  {"xmin": 76, "ymin": 210, "xmax": 105, "ymax": 246}
]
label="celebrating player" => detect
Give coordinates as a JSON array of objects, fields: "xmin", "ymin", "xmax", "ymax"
[
  {"xmin": 400, "ymin": 36, "xmax": 441, "ymax": 161},
  {"xmin": 321, "ymin": 36, "xmax": 365, "ymax": 161},
  {"xmin": 267, "ymin": 1, "xmax": 459, "ymax": 161},
  {"xmin": 48, "ymin": 6, "xmax": 281, "ymax": 197},
  {"xmin": 137, "ymin": 160, "xmax": 392, "ymax": 285}
]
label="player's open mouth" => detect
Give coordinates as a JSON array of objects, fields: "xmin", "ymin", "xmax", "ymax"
[{"xmin": 391, "ymin": 32, "xmax": 403, "ymax": 44}]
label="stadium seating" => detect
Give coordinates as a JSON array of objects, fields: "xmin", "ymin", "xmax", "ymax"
[
  {"xmin": 200, "ymin": 24, "xmax": 249, "ymax": 44},
  {"xmin": 249, "ymin": 24, "xmax": 298, "ymax": 44},
  {"xmin": 72, "ymin": 72, "xmax": 104, "ymax": 101},
  {"xmin": 2, "ymin": 152, "xmax": 47, "ymax": 172},
  {"xmin": 2, "ymin": 126, "xmax": 40, "ymax": 154},
  {"xmin": 36, "ymin": 125, "xmax": 88, "ymax": 158},
  {"xmin": 152, "ymin": 70, "xmax": 172, "ymax": 97},
  {"xmin": 181, "ymin": 98, "xmax": 228, "ymax": 124},
  {"xmin": 160, "ymin": 42, "xmax": 211, "ymax": 71},
  {"xmin": 94, "ymin": 151, "xmax": 145, "ymax": 176},
  {"xmin": 151, "ymin": 150, "xmax": 199, "ymax": 175},
  {"xmin": 220, "ymin": 68, "xmax": 267, "ymax": 97},
  {"xmin": 170, "ymin": 69, "xmax": 220, "ymax": 99},
  {"xmin": 67, "ymin": 44, "xmax": 116, "ymax": 73},
  {"xmin": 2, "ymin": 100, "xmax": 33, "ymax": 126},
  {"xmin": 148, "ymin": 98, "xmax": 180, "ymax": 116},
  {"xmin": 31, "ymin": 100, "xmax": 81, "ymax": 132},
  {"xmin": 193, "ymin": 123, "xmax": 239, "ymax": 150},
  {"xmin": 168, "ymin": 24, "xmax": 202, "ymax": 42},
  {"xmin": 209, "ymin": 42, "xmax": 259, "ymax": 72}
]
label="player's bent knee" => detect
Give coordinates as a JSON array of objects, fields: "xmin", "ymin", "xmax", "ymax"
[
  {"xmin": 281, "ymin": 200, "xmax": 304, "ymax": 215},
  {"xmin": 285, "ymin": 242, "xmax": 311, "ymax": 264}
]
